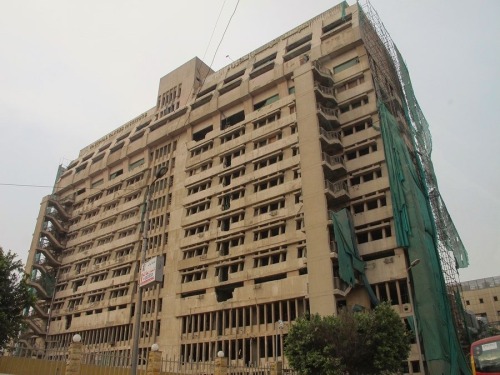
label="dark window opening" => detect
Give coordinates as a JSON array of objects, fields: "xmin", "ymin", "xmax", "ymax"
[
  {"xmin": 254, "ymin": 94, "xmax": 279, "ymax": 111},
  {"xmin": 224, "ymin": 70, "xmax": 245, "ymax": 84},
  {"xmin": 221, "ymin": 110, "xmax": 245, "ymax": 130},
  {"xmin": 215, "ymin": 282, "xmax": 243, "ymax": 302},
  {"xmin": 196, "ymin": 85, "xmax": 217, "ymax": 98},
  {"xmin": 254, "ymin": 273, "xmax": 287, "ymax": 285},
  {"xmin": 193, "ymin": 125, "xmax": 213, "ymax": 142},
  {"xmin": 253, "ymin": 53, "xmax": 277, "ymax": 69}
]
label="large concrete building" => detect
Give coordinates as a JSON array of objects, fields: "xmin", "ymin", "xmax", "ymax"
[
  {"xmin": 462, "ymin": 276, "xmax": 500, "ymax": 326},
  {"xmin": 22, "ymin": 2, "xmax": 471, "ymax": 374}
]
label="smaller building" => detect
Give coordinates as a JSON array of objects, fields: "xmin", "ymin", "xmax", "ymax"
[{"xmin": 462, "ymin": 276, "xmax": 500, "ymax": 325}]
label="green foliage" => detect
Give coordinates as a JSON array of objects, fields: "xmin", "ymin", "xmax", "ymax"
[
  {"xmin": 0, "ymin": 247, "xmax": 36, "ymax": 348},
  {"xmin": 284, "ymin": 302, "xmax": 411, "ymax": 375}
]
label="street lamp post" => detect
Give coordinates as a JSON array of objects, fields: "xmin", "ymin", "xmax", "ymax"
[
  {"xmin": 130, "ymin": 167, "xmax": 168, "ymax": 375},
  {"xmin": 275, "ymin": 320, "xmax": 284, "ymax": 361}
]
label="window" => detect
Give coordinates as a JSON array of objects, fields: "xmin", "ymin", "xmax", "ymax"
[
  {"xmin": 75, "ymin": 163, "xmax": 88, "ymax": 174},
  {"xmin": 196, "ymin": 85, "xmax": 216, "ymax": 98},
  {"xmin": 110, "ymin": 169, "xmax": 123, "ymax": 180},
  {"xmin": 253, "ymin": 223, "xmax": 286, "ymax": 241},
  {"xmin": 181, "ymin": 267, "xmax": 208, "ymax": 283},
  {"xmin": 333, "ymin": 57, "xmax": 360, "ymax": 74},
  {"xmin": 254, "ymin": 199, "xmax": 285, "ymax": 216},
  {"xmin": 479, "ymin": 298, "xmax": 484, "ymax": 304},
  {"xmin": 254, "ymin": 94, "xmax": 279, "ymax": 111},
  {"xmin": 126, "ymin": 173, "xmax": 144, "ymax": 186},
  {"xmin": 220, "ymin": 126, "xmax": 245, "ymax": 144},
  {"xmin": 106, "ymin": 183, "xmax": 122, "ymax": 195},
  {"xmin": 494, "ymin": 296, "xmax": 498, "ymax": 302},
  {"xmin": 185, "ymin": 223, "xmax": 210, "ymax": 237},
  {"xmin": 217, "ymin": 234, "xmax": 245, "ymax": 256},
  {"xmin": 250, "ymin": 52, "xmax": 277, "ymax": 78},
  {"xmin": 253, "ymin": 152, "xmax": 283, "ymax": 171},
  {"xmin": 190, "ymin": 141, "xmax": 213, "ymax": 157},
  {"xmin": 253, "ymin": 132, "xmax": 282, "ymax": 149},
  {"xmin": 88, "ymin": 193, "xmax": 102, "ymax": 204},
  {"xmin": 349, "ymin": 167, "xmax": 382, "ymax": 186},
  {"xmin": 186, "ymin": 200, "xmax": 211, "ymax": 216},
  {"xmin": 284, "ymin": 34, "xmax": 312, "ymax": 62},
  {"xmin": 253, "ymin": 111, "xmax": 281, "ymax": 129},
  {"xmin": 187, "ymin": 180, "xmax": 212, "ymax": 195},
  {"xmin": 91, "ymin": 179, "xmax": 104, "ymax": 188},
  {"xmin": 192, "ymin": 125, "xmax": 213, "ymax": 142},
  {"xmin": 182, "ymin": 244, "xmax": 208, "ymax": 260},
  {"xmin": 221, "ymin": 110, "xmax": 245, "ymax": 131},
  {"xmin": 322, "ymin": 14, "xmax": 352, "ymax": 35},
  {"xmin": 129, "ymin": 158, "xmax": 145, "ymax": 171},
  {"xmin": 253, "ymin": 247, "xmax": 287, "ymax": 268},
  {"xmin": 224, "ymin": 69, "xmax": 245, "ymax": 84},
  {"xmin": 110, "ymin": 142, "xmax": 124, "ymax": 154},
  {"xmin": 254, "ymin": 174, "xmax": 284, "ymax": 192}
]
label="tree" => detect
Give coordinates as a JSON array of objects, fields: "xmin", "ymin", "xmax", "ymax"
[
  {"xmin": 0, "ymin": 247, "xmax": 36, "ymax": 349},
  {"xmin": 284, "ymin": 302, "xmax": 411, "ymax": 375}
]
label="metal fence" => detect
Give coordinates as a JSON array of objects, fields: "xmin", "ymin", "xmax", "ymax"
[{"xmin": 0, "ymin": 346, "xmax": 298, "ymax": 375}]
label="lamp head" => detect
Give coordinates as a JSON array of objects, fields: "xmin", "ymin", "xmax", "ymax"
[{"xmin": 155, "ymin": 166, "xmax": 168, "ymax": 179}]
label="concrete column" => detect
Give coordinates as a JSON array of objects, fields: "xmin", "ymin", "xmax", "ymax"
[
  {"xmin": 214, "ymin": 356, "xmax": 228, "ymax": 375},
  {"xmin": 271, "ymin": 361, "xmax": 283, "ymax": 375},
  {"xmin": 65, "ymin": 341, "xmax": 82, "ymax": 375},
  {"xmin": 146, "ymin": 350, "xmax": 162, "ymax": 375}
]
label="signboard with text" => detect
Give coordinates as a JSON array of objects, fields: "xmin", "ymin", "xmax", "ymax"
[{"xmin": 140, "ymin": 256, "xmax": 164, "ymax": 287}]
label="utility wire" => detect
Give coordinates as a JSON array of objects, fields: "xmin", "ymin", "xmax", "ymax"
[
  {"xmin": 207, "ymin": 0, "xmax": 240, "ymax": 73},
  {"xmin": 202, "ymin": 0, "xmax": 227, "ymax": 61},
  {"xmin": 0, "ymin": 183, "xmax": 53, "ymax": 188}
]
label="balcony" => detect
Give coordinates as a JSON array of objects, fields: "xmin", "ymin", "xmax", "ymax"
[
  {"xmin": 314, "ymin": 82, "xmax": 337, "ymax": 106},
  {"xmin": 40, "ymin": 229, "xmax": 65, "ymax": 250},
  {"xmin": 32, "ymin": 301, "xmax": 49, "ymax": 319},
  {"xmin": 47, "ymin": 197, "xmax": 72, "ymax": 221},
  {"xmin": 36, "ymin": 246, "xmax": 61, "ymax": 267},
  {"xmin": 317, "ymin": 104, "xmax": 339, "ymax": 127},
  {"xmin": 325, "ymin": 180, "xmax": 349, "ymax": 205},
  {"xmin": 312, "ymin": 61, "xmax": 334, "ymax": 85},
  {"xmin": 319, "ymin": 127, "xmax": 343, "ymax": 154},
  {"xmin": 322, "ymin": 153, "xmax": 347, "ymax": 179},
  {"xmin": 44, "ymin": 213, "xmax": 68, "ymax": 233},
  {"xmin": 333, "ymin": 276, "xmax": 352, "ymax": 297}
]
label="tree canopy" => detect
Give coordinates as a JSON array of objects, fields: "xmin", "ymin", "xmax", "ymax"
[
  {"xmin": 284, "ymin": 302, "xmax": 411, "ymax": 375},
  {"xmin": 0, "ymin": 247, "xmax": 36, "ymax": 349}
]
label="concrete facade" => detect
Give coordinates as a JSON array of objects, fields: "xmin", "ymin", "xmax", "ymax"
[
  {"xmin": 462, "ymin": 276, "xmax": 500, "ymax": 325},
  {"xmin": 22, "ymin": 3, "xmax": 443, "ymax": 374}
]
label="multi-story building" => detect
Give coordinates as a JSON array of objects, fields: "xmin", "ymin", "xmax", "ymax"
[
  {"xmin": 22, "ymin": 2, "xmax": 471, "ymax": 374},
  {"xmin": 462, "ymin": 276, "xmax": 500, "ymax": 326}
]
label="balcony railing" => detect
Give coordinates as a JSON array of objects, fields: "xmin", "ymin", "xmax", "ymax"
[{"xmin": 322, "ymin": 153, "xmax": 345, "ymax": 168}]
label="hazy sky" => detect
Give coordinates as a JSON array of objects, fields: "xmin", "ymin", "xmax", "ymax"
[{"xmin": 0, "ymin": 0, "xmax": 498, "ymax": 282}]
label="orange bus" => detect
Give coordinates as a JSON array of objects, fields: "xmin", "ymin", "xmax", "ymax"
[{"xmin": 471, "ymin": 335, "xmax": 500, "ymax": 374}]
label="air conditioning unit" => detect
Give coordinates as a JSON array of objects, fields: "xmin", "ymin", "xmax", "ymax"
[
  {"xmin": 254, "ymin": 284, "xmax": 261, "ymax": 290},
  {"xmin": 197, "ymin": 295, "xmax": 204, "ymax": 299},
  {"xmin": 402, "ymin": 303, "xmax": 412, "ymax": 313},
  {"xmin": 200, "ymin": 254, "xmax": 207, "ymax": 259},
  {"xmin": 270, "ymin": 210, "xmax": 277, "ymax": 216}
]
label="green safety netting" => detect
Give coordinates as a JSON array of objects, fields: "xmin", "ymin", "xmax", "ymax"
[
  {"xmin": 331, "ymin": 209, "xmax": 364, "ymax": 287},
  {"xmin": 395, "ymin": 48, "xmax": 469, "ymax": 268},
  {"xmin": 331, "ymin": 209, "xmax": 379, "ymax": 306},
  {"xmin": 379, "ymin": 102, "xmax": 471, "ymax": 374}
]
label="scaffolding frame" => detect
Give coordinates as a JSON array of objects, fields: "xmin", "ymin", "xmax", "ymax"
[{"xmin": 357, "ymin": 0, "xmax": 470, "ymax": 348}]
